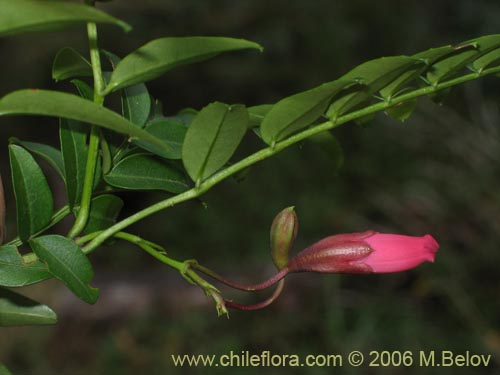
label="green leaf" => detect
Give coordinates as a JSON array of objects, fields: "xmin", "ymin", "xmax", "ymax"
[
  {"xmin": 71, "ymin": 79, "xmax": 94, "ymax": 101},
  {"xmin": 102, "ymin": 50, "xmax": 152, "ymax": 127},
  {"xmin": 427, "ymin": 34, "xmax": 500, "ymax": 84},
  {"xmin": 380, "ymin": 44, "xmax": 475, "ymax": 98},
  {"xmin": 109, "ymin": 53, "xmax": 152, "ymax": 128},
  {"xmin": 122, "ymin": 83, "xmax": 151, "ymax": 127},
  {"xmin": 133, "ymin": 118, "xmax": 187, "ymax": 159},
  {"xmin": 9, "ymin": 145, "xmax": 54, "ymax": 242},
  {"xmin": 0, "ymin": 245, "xmax": 52, "ymax": 287},
  {"xmin": 182, "ymin": 102, "xmax": 248, "ymax": 184},
  {"xmin": 0, "ymin": 89, "xmax": 170, "ymax": 152},
  {"xmin": 52, "ymin": 47, "xmax": 92, "ymax": 81},
  {"xmin": 385, "ymin": 99, "xmax": 417, "ymax": 122},
  {"xmin": 414, "ymin": 45, "xmax": 468, "ymax": 65},
  {"xmin": 248, "ymin": 104, "xmax": 273, "ymax": 129},
  {"xmin": 168, "ymin": 108, "xmax": 198, "ymax": 126},
  {"xmin": 105, "ymin": 154, "xmax": 190, "ymax": 194},
  {"xmin": 327, "ymin": 56, "xmax": 423, "ymax": 118},
  {"xmin": 426, "ymin": 48, "xmax": 478, "ymax": 84},
  {"xmin": 29, "ymin": 235, "xmax": 99, "ymax": 304},
  {"xmin": 470, "ymin": 47, "xmax": 500, "ymax": 72},
  {"xmin": 12, "ymin": 139, "xmax": 65, "ymax": 180},
  {"xmin": 60, "ymin": 119, "xmax": 88, "ymax": 209},
  {"xmin": 0, "ymin": 288, "xmax": 57, "ymax": 327},
  {"xmin": 0, "ymin": 0, "xmax": 130, "ymax": 37},
  {"xmin": 261, "ymin": 80, "xmax": 355, "ymax": 145},
  {"xmin": 105, "ymin": 37, "xmax": 263, "ymax": 93},
  {"xmin": 82, "ymin": 194, "xmax": 123, "ymax": 234}
]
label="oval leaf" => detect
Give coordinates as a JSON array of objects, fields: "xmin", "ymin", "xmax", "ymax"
[
  {"xmin": 9, "ymin": 145, "xmax": 54, "ymax": 242},
  {"xmin": 0, "ymin": 245, "xmax": 52, "ymax": 287},
  {"xmin": 29, "ymin": 235, "xmax": 99, "ymax": 304},
  {"xmin": 105, "ymin": 154, "xmax": 190, "ymax": 193},
  {"xmin": 52, "ymin": 47, "xmax": 92, "ymax": 81},
  {"xmin": 182, "ymin": 102, "xmax": 248, "ymax": 184},
  {"xmin": 79, "ymin": 194, "xmax": 124, "ymax": 234},
  {"xmin": 133, "ymin": 118, "xmax": 187, "ymax": 159},
  {"xmin": 60, "ymin": 119, "xmax": 88, "ymax": 209},
  {"xmin": 0, "ymin": 89, "xmax": 170, "ymax": 152},
  {"xmin": 13, "ymin": 139, "xmax": 65, "ymax": 181},
  {"xmin": 261, "ymin": 80, "xmax": 355, "ymax": 145},
  {"xmin": 0, "ymin": 288, "xmax": 57, "ymax": 327},
  {"xmin": 102, "ymin": 50, "xmax": 152, "ymax": 127},
  {"xmin": 0, "ymin": 0, "xmax": 130, "ymax": 37},
  {"xmin": 122, "ymin": 83, "xmax": 151, "ymax": 127},
  {"xmin": 105, "ymin": 37, "xmax": 263, "ymax": 92}
]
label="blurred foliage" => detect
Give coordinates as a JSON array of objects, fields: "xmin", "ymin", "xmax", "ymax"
[{"xmin": 1, "ymin": 0, "xmax": 500, "ymax": 374}]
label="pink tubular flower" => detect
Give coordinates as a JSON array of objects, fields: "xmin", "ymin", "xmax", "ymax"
[{"xmin": 286, "ymin": 231, "xmax": 439, "ymax": 274}]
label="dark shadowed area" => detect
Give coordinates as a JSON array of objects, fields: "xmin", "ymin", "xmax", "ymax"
[{"xmin": 1, "ymin": 1, "xmax": 500, "ymax": 374}]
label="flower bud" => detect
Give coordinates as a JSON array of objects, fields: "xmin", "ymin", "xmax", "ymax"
[
  {"xmin": 270, "ymin": 206, "xmax": 298, "ymax": 270},
  {"xmin": 286, "ymin": 231, "xmax": 439, "ymax": 274}
]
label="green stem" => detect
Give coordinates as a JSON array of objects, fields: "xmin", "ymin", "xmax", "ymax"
[
  {"xmin": 82, "ymin": 65, "xmax": 500, "ymax": 252},
  {"xmin": 100, "ymin": 230, "xmax": 228, "ymax": 316},
  {"xmin": 68, "ymin": 19, "xmax": 105, "ymax": 238}
]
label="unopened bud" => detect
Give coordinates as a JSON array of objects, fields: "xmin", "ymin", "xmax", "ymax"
[
  {"xmin": 270, "ymin": 206, "xmax": 298, "ymax": 270},
  {"xmin": 286, "ymin": 231, "xmax": 439, "ymax": 274}
]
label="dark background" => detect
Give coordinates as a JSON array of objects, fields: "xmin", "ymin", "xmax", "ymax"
[{"xmin": 1, "ymin": 1, "xmax": 500, "ymax": 374}]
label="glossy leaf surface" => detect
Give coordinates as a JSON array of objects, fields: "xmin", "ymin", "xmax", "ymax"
[
  {"xmin": 82, "ymin": 195, "xmax": 124, "ymax": 234},
  {"xmin": 30, "ymin": 235, "xmax": 99, "ymax": 304},
  {"xmin": 182, "ymin": 102, "xmax": 248, "ymax": 184},
  {"xmin": 9, "ymin": 145, "xmax": 54, "ymax": 242},
  {"xmin": 0, "ymin": 90, "xmax": 169, "ymax": 151},
  {"xmin": 0, "ymin": 245, "xmax": 52, "ymax": 287},
  {"xmin": 133, "ymin": 118, "xmax": 187, "ymax": 159},
  {"xmin": 60, "ymin": 119, "xmax": 87, "ymax": 209},
  {"xmin": 327, "ymin": 56, "xmax": 422, "ymax": 118},
  {"xmin": 105, "ymin": 37, "xmax": 263, "ymax": 92},
  {"xmin": 0, "ymin": 0, "xmax": 130, "ymax": 37},
  {"xmin": 0, "ymin": 288, "xmax": 57, "ymax": 327},
  {"xmin": 15, "ymin": 140, "xmax": 65, "ymax": 180},
  {"xmin": 261, "ymin": 80, "xmax": 355, "ymax": 144},
  {"xmin": 105, "ymin": 154, "xmax": 190, "ymax": 193},
  {"xmin": 52, "ymin": 47, "xmax": 92, "ymax": 81}
]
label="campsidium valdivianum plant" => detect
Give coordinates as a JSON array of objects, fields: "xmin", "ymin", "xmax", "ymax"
[{"xmin": 1, "ymin": 0, "xmax": 500, "ymax": 327}]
